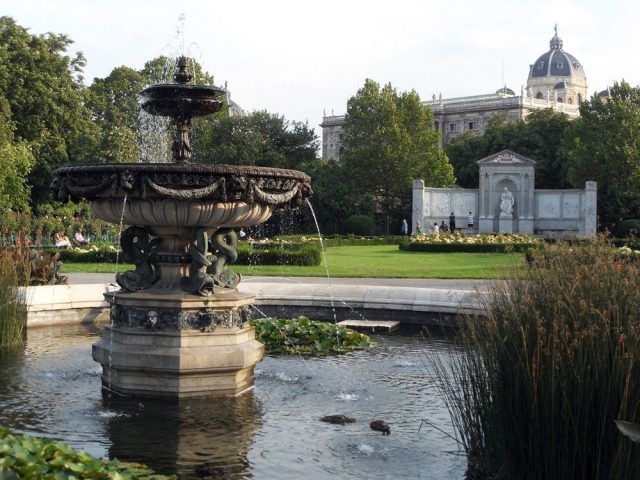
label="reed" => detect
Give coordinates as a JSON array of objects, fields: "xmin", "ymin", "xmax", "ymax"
[
  {"xmin": 0, "ymin": 244, "xmax": 28, "ymax": 348},
  {"xmin": 433, "ymin": 239, "xmax": 640, "ymax": 479}
]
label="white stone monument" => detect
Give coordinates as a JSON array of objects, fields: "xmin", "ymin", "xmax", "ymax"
[
  {"xmin": 412, "ymin": 149, "xmax": 597, "ymax": 237},
  {"xmin": 477, "ymin": 150, "xmax": 535, "ymax": 234},
  {"xmin": 499, "ymin": 187, "xmax": 515, "ymax": 233}
]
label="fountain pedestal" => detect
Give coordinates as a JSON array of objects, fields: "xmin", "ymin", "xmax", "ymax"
[{"xmin": 92, "ymin": 291, "xmax": 264, "ymax": 398}]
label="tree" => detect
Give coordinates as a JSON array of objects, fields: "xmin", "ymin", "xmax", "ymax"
[
  {"xmin": 445, "ymin": 109, "xmax": 572, "ymax": 189},
  {"xmin": 0, "ymin": 141, "xmax": 35, "ymax": 212},
  {"xmin": 564, "ymin": 81, "xmax": 640, "ymax": 227},
  {"xmin": 86, "ymin": 66, "xmax": 146, "ymax": 163},
  {"xmin": 193, "ymin": 110, "xmax": 318, "ymax": 169},
  {"xmin": 0, "ymin": 17, "xmax": 98, "ymax": 206},
  {"xmin": 340, "ymin": 79, "xmax": 454, "ymax": 232}
]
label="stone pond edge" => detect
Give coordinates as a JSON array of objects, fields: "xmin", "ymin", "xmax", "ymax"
[{"xmin": 22, "ymin": 282, "xmax": 488, "ymax": 328}]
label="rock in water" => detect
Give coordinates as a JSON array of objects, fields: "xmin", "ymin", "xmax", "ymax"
[
  {"xmin": 321, "ymin": 415, "xmax": 356, "ymax": 425},
  {"xmin": 370, "ymin": 420, "xmax": 391, "ymax": 435}
]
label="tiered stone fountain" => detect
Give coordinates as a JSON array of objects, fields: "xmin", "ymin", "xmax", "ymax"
[{"xmin": 50, "ymin": 57, "xmax": 312, "ymax": 398}]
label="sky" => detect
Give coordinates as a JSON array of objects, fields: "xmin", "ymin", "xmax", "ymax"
[{"xmin": 4, "ymin": 0, "xmax": 640, "ymax": 138}]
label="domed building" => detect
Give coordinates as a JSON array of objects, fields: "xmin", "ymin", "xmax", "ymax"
[
  {"xmin": 321, "ymin": 27, "xmax": 588, "ymax": 160},
  {"xmin": 527, "ymin": 26, "xmax": 587, "ymax": 105}
]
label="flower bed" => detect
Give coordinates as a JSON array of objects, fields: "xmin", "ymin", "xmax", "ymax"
[{"xmin": 400, "ymin": 232, "xmax": 539, "ymax": 253}]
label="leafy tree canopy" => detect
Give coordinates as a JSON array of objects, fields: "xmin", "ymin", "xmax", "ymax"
[
  {"xmin": 0, "ymin": 16, "xmax": 98, "ymax": 206},
  {"xmin": 193, "ymin": 110, "xmax": 318, "ymax": 169},
  {"xmin": 340, "ymin": 79, "xmax": 454, "ymax": 231},
  {"xmin": 565, "ymin": 81, "xmax": 640, "ymax": 226},
  {"xmin": 445, "ymin": 109, "xmax": 572, "ymax": 189},
  {"xmin": 86, "ymin": 66, "xmax": 146, "ymax": 163}
]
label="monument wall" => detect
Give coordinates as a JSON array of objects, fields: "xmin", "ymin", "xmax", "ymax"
[
  {"xmin": 411, "ymin": 183, "xmax": 478, "ymax": 232},
  {"xmin": 412, "ymin": 150, "xmax": 597, "ymax": 238}
]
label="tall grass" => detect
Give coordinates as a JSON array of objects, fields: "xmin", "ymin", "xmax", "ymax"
[
  {"xmin": 0, "ymin": 244, "xmax": 29, "ymax": 348},
  {"xmin": 434, "ymin": 239, "xmax": 640, "ymax": 479}
]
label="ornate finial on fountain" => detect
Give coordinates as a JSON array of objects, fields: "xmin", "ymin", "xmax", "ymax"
[{"xmin": 174, "ymin": 56, "xmax": 193, "ymax": 84}]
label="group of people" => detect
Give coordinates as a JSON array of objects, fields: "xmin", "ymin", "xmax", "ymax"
[
  {"xmin": 401, "ymin": 211, "xmax": 476, "ymax": 236},
  {"xmin": 54, "ymin": 229, "xmax": 90, "ymax": 248}
]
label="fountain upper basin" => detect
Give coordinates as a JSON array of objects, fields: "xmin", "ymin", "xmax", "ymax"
[{"xmin": 139, "ymin": 84, "xmax": 226, "ymax": 118}]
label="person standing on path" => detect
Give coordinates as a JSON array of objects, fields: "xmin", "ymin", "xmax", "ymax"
[
  {"xmin": 401, "ymin": 219, "xmax": 408, "ymax": 236},
  {"xmin": 467, "ymin": 212, "xmax": 474, "ymax": 233},
  {"xmin": 449, "ymin": 212, "xmax": 456, "ymax": 232}
]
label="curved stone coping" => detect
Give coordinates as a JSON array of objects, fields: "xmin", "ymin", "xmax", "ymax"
[
  {"xmin": 24, "ymin": 284, "xmax": 119, "ymax": 327},
  {"xmin": 22, "ymin": 282, "xmax": 487, "ymax": 327},
  {"xmin": 240, "ymin": 283, "xmax": 485, "ymax": 316}
]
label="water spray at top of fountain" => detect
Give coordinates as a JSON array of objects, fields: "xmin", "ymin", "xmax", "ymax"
[{"xmin": 139, "ymin": 55, "xmax": 226, "ymax": 163}]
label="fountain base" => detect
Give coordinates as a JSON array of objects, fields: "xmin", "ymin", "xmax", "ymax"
[{"xmin": 92, "ymin": 291, "xmax": 264, "ymax": 398}]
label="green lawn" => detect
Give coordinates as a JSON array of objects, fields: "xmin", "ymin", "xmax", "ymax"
[{"xmin": 61, "ymin": 245, "xmax": 523, "ymax": 279}]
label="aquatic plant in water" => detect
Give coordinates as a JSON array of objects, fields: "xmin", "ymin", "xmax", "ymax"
[
  {"xmin": 0, "ymin": 428, "xmax": 173, "ymax": 479},
  {"xmin": 250, "ymin": 316, "xmax": 371, "ymax": 355},
  {"xmin": 431, "ymin": 238, "xmax": 640, "ymax": 479},
  {"xmin": 0, "ymin": 247, "xmax": 28, "ymax": 348}
]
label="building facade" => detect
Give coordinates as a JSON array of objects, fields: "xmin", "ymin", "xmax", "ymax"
[{"xmin": 321, "ymin": 27, "xmax": 587, "ymax": 159}]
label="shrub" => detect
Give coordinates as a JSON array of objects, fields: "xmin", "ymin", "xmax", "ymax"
[
  {"xmin": 27, "ymin": 250, "xmax": 67, "ymax": 286},
  {"xmin": 432, "ymin": 239, "xmax": 640, "ymax": 479},
  {"xmin": 43, "ymin": 245, "xmax": 119, "ymax": 264},
  {"xmin": 46, "ymin": 242, "xmax": 322, "ymax": 267},
  {"xmin": 0, "ymin": 428, "xmax": 173, "ymax": 479},
  {"xmin": 250, "ymin": 316, "xmax": 371, "ymax": 355},
  {"xmin": 277, "ymin": 234, "xmax": 402, "ymax": 247},
  {"xmin": 400, "ymin": 241, "xmax": 534, "ymax": 253},
  {"xmin": 342, "ymin": 214, "xmax": 375, "ymax": 236},
  {"xmin": 238, "ymin": 244, "xmax": 321, "ymax": 266},
  {"xmin": 617, "ymin": 219, "xmax": 640, "ymax": 238}
]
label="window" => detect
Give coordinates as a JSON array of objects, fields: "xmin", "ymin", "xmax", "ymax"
[
  {"xmin": 557, "ymin": 97, "xmax": 563, "ymax": 103},
  {"xmin": 537, "ymin": 61, "xmax": 545, "ymax": 70},
  {"xmin": 536, "ymin": 92, "xmax": 543, "ymax": 99},
  {"xmin": 578, "ymin": 93, "xmax": 582, "ymax": 103},
  {"xmin": 557, "ymin": 61, "xmax": 564, "ymax": 68},
  {"xmin": 434, "ymin": 121, "xmax": 440, "ymax": 131},
  {"xmin": 568, "ymin": 97, "xmax": 573, "ymax": 104},
  {"xmin": 468, "ymin": 121, "xmax": 475, "ymax": 130},
  {"xmin": 449, "ymin": 123, "xmax": 457, "ymax": 132}
]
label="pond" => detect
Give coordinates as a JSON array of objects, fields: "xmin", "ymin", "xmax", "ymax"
[{"xmin": 0, "ymin": 324, "xmax": 466, "ymax": 479}]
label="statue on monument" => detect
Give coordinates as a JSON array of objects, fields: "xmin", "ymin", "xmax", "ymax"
[{"xmin": 500, "ymin": 187, "xmax": 515, "ymax": 216}]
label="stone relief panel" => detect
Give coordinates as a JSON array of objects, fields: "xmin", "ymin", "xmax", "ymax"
[
  {"xmin": 423, "ymin": 192, "xmax": 431, "ymax": 217},
  {"xmin": 432, "ymin": 192, "xmax": 450, "ymax": 217},
  {"xmin": 562, "ymin": 194, "xmax": 581, "ymax": 218},
  {"xmin": 537, "ymin": 194, "xmax": 561, "ymax": 219},
  {"xmin": 452, "ymin": 193, "xmax": 477, "ymax": 217}
]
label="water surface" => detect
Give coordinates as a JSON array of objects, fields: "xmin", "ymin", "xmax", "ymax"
[{"xmin": 0, "ymin": 324, "xmax": 465, "ymax": 479}]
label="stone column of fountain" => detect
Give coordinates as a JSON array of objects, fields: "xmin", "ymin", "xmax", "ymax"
[{"xmin": 50, "ymin": 57, "xmax": 312, "ymax": 398}]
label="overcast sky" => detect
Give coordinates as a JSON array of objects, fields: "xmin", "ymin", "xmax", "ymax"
[{"xmin": 4, "ymin": 0, "xmax": 639, "ymax": 137}]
